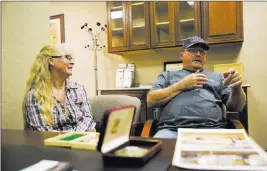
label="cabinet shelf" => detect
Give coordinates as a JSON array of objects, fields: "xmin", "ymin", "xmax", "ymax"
[
  {"xmin": 112, "ymin": 28, "xmax": 123, "ymax": 31},
  {"xmin": 132, "ymin": 25, "xmax": 145, "ymax": 29},
  {"xmin": 111, "ymin": 6, "xmax": 123, "ymax": 10},
  {"xmin": 180, "ymin": 18, "xmax": 194, "ymax": 28},
  {"xmin": 112, "ymin": 28, "xmax": 124, "ymax": 36},
  {"xmin": 180, "ymin": 18, "xmax": 194, "ymax": 23},
  {"xmin": 132, "ymin": 2, "xmax": 144, "ymax": 6},
  {"xmin": 156, "ymin": 21, "xmax": 169, "ymax": 26}
]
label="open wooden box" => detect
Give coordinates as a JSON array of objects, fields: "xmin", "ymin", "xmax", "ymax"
[
  {"xmin": 97, "ymin": 105, "xmax": 162, "ymax": 166},
  {"xmin": 44, "ymin": 131, "xmax": 99, "ymax": 150}
]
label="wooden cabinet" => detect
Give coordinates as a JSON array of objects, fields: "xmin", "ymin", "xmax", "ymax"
[
  {"xmin": 128, "ymin": 2, "xmax": 151, "ymax": 50},
  {"xmin": 174, "ymin": 1, "xmax": 201, "ymax": 45},
  {"xmin": 201, "ymin": 2, "xmax": 243, "ymax": 44},
  {"xmin": 107, "ymin": 1, "xmax": 202, "ymax": 52},
  {"xmin": 107, "ymin": 2, "xmax": 151, "ymax": 52},
  {"xmin": 107, "ymin": 2, "xmax": 128, "ymax": 52},
  {"xmin": 106, "ymin": 1, "xmax": 243, "ymax": 53},
  {"xmin": 150, "ymin": 1, "xmax": 175, "ymax": 48}
]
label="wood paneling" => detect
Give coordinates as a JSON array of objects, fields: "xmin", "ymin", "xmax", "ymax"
[{"xmin": 202, "ymin": 2, "xmax": 243, "ymax": 44}]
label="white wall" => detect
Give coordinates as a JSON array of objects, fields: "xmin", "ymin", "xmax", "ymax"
[
  {"xmin": 49, "ymin": 2, "xmax": 109, "ymax": 97},
  {"xmin": 2, "ymin": 2, "xmax": 50, "ymax": 129},
  {"xmin": 239, "ymin": 2, "xmax": 267, "ymax": 149}
]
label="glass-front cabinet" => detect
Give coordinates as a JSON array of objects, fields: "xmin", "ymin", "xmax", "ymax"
[
  {"xmin": 175, "ymin": 1, "xmax": 201, "ymax": 45},
  {"xmin": 150, "ymin": 2, "xmax": 175, "ymax": 48},
  {"xmin": 107, "ymin": 2, "xmax": 128, "ymax": 52},
  {"xmin": 128, "ymin": 2, "xmax": 150, "ymax": 50},
  {"xmin": 106, "ymin": 2, "xmax": 241, "ymax": 53}
]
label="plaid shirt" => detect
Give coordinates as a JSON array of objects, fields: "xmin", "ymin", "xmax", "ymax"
[{"xmin": 25, "ymin": 80, "xmax": 95, "ymax": 132}]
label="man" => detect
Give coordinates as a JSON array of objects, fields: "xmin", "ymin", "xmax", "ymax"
[{"xmin": 147, "ymin": 36, "xmax": 246, "ymax": 138}]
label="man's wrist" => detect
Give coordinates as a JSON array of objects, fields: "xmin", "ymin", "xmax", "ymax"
[
  {"xmin": 176, "ymin": 79, "xmax": 185, "ymax": 91},
  {"xmin": 231, "ymin": 85, "xmax": 242, "ymax": 94}
]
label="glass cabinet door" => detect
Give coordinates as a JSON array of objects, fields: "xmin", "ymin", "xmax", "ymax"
[
  {"xmin": 175, "ymin": 1, "xmax": 201, "ymax": 44},
  {"xmin": 150, "ymin": 2, "xmax": 175, "ymax": 48},
  {"xmin": 128, "ymin": 2, "xmax": 150, "ymax": 50},
  {"xmin": 107, "ymin": 2, "xmax": 127, "ymax": 52}
]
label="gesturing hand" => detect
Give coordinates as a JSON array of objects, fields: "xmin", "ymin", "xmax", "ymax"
[
  {"xmin": 180, "ymin": 71, "xmax": 208, "ymax": 90},
  {"xmin": 223, "ymin": 68, "xmax": 242, "ymax": 88}
]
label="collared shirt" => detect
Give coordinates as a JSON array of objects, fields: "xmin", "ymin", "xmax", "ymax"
[
  {"xmin": 151, "ymin": 70, "xmax": 231, "ymax": 130},
  {"xmin": 25, "ymin": 80, "xmax": 96, "ymax": 132}
]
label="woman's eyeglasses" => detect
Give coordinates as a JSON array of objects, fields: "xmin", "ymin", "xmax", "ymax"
[
  {"xmin": 186, "ymin": 48, "xmax": 207, "ymax": 56},
  {"xmin": 51, "ymin": 55, "xmax": 74, "ymax": 61}
]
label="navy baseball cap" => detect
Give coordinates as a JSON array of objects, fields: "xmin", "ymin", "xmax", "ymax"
[{"xmin": 182, "ymin": 36, "xmax": 209, "ymax": 51}]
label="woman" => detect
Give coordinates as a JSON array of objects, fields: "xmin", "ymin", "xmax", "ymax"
[{"xmin": 22, "ymin": 43, "xmax": 96, "ymax": 132}]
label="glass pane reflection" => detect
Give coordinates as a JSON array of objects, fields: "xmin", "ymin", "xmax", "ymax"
[
  {"xmin": 110, "ymin": 2, "xmax": 124, "ymax": 47},
  {"xmin": 154, "ymin": 2, "xmax": 170, "ymax": 43},
  {"xmin": 131, "ymin": 2, "xmax": 145, "ymax": 45},
  {"xmin": 179, "ymin": 1, "xmax": 196, "ymax": 40}
]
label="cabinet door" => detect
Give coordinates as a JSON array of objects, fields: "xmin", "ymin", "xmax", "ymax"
[
  {"xmin": 150, "ymin": 2, "xmax": 176, "ymax": 48},
  {"xmin": 201, "ymin": 2, "xmax": 243, "ymax": 44},
  {"xmin": 128, "ymin": 2, "xmax": 150, "ymax": 50},
  {"xmin": 107, "ymin": 2, "xmax": 128, "ymax": 52},
  {"xmin": 174, "ymin": 1, "xmax": 201, "ymax": 45}
]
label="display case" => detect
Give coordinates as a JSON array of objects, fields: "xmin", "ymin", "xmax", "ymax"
[{"xmin": 97, "ymin": 105, "xmax": 162, "ymax": 166}]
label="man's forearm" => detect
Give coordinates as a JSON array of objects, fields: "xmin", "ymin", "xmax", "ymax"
[
  {"xmin": 226, "ymin": 87, "xmax": 246, "ymax": 112},
  {"xmin": 147, "ymin": 81, "xmax": 184, "ymax": 108}
]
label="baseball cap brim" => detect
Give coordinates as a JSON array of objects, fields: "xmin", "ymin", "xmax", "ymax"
[
  {"xmin": 187, "ymin": 42, "xmax": 210, "ymax": 50},
  {"xmin": 187, "ymin": 42, "xmax": 210, "ymax": 51}
]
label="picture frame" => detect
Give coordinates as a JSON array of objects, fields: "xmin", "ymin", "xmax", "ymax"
[
  {"xmin": 163, "ymin": 61, "xmax": 183, "ymax": 71},
  {"xmin": 49, "ymin": 14, "xmax": 65, "ymax": 44}
]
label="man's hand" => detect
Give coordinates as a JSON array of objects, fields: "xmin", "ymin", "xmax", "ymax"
[
  {"xmin": 223, "ymin": 68, "xmax": 242, "ymax": 89},
  {"xmin": 180, "ymin": 71, "xmax": 208, "ymax": 90},
  {"xmin": 223, "ymin": 68, "xmax": 246, "ymax": 112}
]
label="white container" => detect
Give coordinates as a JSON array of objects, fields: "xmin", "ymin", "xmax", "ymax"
[
  {"xmin": 127, "ymin": 63, "xmax": 135, "ymax": 86},
  {"xmin": 118, "ymin": 64, "xmax": 127, "ymax": 69},
  {"xmin": 115, "ymin": 68, "xmax": 124, "ymax": 88},
  {"xmin": 123, "ymin": 68, "xmax": 133, "ymax": 88}
]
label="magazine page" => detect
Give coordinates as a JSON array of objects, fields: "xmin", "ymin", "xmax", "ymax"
[{"xmin": 172, "ymin": 129, "xmax": 267, "ymax": 170}]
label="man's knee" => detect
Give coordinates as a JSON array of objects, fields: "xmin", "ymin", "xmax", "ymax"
[{"xmin": 153, "ymin": 129, "xmax": 177, "ymax": 139}]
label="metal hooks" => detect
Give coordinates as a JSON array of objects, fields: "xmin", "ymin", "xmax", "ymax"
[{"xmin": 81, "ymin": 22, "xmax": 107, "ymax": 51}]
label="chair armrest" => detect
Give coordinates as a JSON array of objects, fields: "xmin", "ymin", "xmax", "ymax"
[
  {"xmin": 141, "ymin": 119, "xmax": 158, "ymax": 138},
  {"xmin": 230, "ymin": 119, "xmax": 245, "ymax": 129}
]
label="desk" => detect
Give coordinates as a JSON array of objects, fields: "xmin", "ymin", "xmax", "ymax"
[
  {"xmin": 2, "ymin": 129, "xmax": 174, "ymax": 171},
  {"xmin": 2, "ymin": 129, "xmax": 264, "ymax": 171}
]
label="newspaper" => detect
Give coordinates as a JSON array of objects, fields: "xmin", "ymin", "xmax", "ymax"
[{"xmin": 172, "ymin": 129, "xmax": 267, "ymax": 170}]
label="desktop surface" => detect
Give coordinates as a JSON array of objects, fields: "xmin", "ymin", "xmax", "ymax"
[{"xmin": 2, "ymin": 129, "xmax": 174, "ymax": 171}]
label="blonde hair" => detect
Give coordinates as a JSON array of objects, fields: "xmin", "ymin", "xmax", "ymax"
[{"xmin": 22, "ymin": 45, "xmax": 57, "ymax": 126}]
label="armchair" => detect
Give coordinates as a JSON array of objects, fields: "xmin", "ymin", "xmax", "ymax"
[
  {"xmin": 24, "ymin": 95, "xmax": 142, "ymax": 133},
  {"xmin": 140, "ymin": 109, "xmax": 245, "ymax": 138},
  {"xmin": 89, "ymin": 95, "xmax": 142, "ymax": 135}
]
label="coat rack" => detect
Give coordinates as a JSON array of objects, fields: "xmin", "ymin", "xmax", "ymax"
[{"xmin": 81, "ymin": 22, "xmax": 107, "ymax": 96}]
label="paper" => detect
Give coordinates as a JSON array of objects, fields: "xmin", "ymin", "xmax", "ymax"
[
  {"xmin": 20, "ymin": 160, "xmax": 59, "ymax": 171},
  {"xmin": 172, "ymin": 129, "xmax": 267, "ymax": 170}
]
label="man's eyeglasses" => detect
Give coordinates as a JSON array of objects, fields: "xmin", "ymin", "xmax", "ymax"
[
  {"xmin": 185, "ymin": 48, "xmax": 207, "ymax": 56},
  {"xmin": 51, "ymin": 55, "xmax": 74, "ymax": 61}
]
